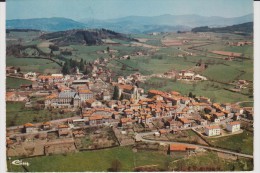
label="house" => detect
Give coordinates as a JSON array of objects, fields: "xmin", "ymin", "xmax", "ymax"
[
  {"xmin": 171, "ymin": 91, "xmax": 181, "ymax": 97},
  {"xmin": 196, "ymin": 119, "xmax": 207, "ymax": 126},
  {"xmin": 24, "ymin": 123, "xmax": 38, "ymax": 133},
  {"xmin": 180, "ymin": 97, "xmax": 190, "ymax": 105},
  {"xmin": 38, "ymin": 75, "xmax": 64, "ymax": 84},
  {"xmin": 114, "ymin": 84, "xmax": 140, "ymax": 100},
  {"xmin": 89, "ymin": 115, "xmax": 110, "ymax": 126},
  {"xmin": 78, "ymin": 89, "xmax": 94, "ymax": 102},
  {"xmin": 89, "ymin": 115, "xmax": 104, "ymax": 126},
  {"xmin": 233, "ymin": 113, "xmax": 241, "ymax": 121},
  {"xmin": 112, "ymin": 112, "xmax": 121, "ymax": 120},
  {"xmin": 120, "ymin": 118, "xmax": 134, "ymax": 126},
  {"xmin": 226, "ymin": 121, "xmax": 241, "ymax": 133},
  {"xmin": 231, "ymin": 105, "xmax": 244, "ymax": 114},
  {"xmin": 168, "ymin": 144, "xmax": 197, "ymax": 156},
  {"xmin": 221, "ymin": 103, "xmax": 231, "ymax": 111},
  {"xmin": 58, "ymin": 125, "xmax": 71, "ymax": 137},
  {"xmin": 179, "ymin": 118, "xmax": 192, "ymax": 128},
  {"xmin": 213, "ymin": 112, "xmax": 225, "ymax": 121},
  {"xmin": 85, "ymin": 99, "xmax": 102, "ymax": 108},
  {"xmin": 198, "ymin": 96, "xmax": 211, "ymax": 104},
  {"xmin": 169, "ymin": 120, "xmax": 183, "ymax": 130},
  {"xmin": 193, "ymin": 74, "xmax": 207, "ymax": 81},
  {"xmin": 45, "ymin": 91, "xmax": 81, "ymax": 109},
  {"xmin": 71, "ymin": 79, "xmax": 89, "ymax": 88},
  {"xmin": 124, "ymin": 109, "xmax": 134, "ymax": 118},
  {"xmin": 244, "ymin": 107, "xmax": 253, "ymax": 120},
  {"xmin": 102, "ymin": 90, "xmax": 111, "ymax": 101},
  {"xmin": 178, "ymin": 70, "xmax": 195, "ymax": 80},
  {"xmin": 6, "ymin": 66, "xmax": 18, "ymax": 74},
  {"xmin": 205, "ymin": 126, "xmax": 221, "ymax": 136},
  {"xmin": 42, "ymin": 122, "xmax": 51, "ymax": 130},
  {"xmin": 24, "ymin": 72, "xmax": 37, "ymax": 80}
]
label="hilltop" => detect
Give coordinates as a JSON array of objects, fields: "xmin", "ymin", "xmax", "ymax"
[
  {"xmin": 39, "ymin": 28, "xmax": 137, "ymax": 46},
  {"xmin": 6, "ymin": 17, "xmax": 86, "ymax": 31}
]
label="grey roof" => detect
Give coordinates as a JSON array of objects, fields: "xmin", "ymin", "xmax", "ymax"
[
  {"xmin": 59, "ymin": 91, "xmax": 76, "ymax": 98},
  {"xmin": 74, "ymin": 94, "xmax": 80, "ymax": 99}
]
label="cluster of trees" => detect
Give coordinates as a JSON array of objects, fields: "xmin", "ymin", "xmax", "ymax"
[
  {"xmin": 61, "ymin": 58, "xmax": 85, "ymax": 75},
  {"xmin": 188, "ymin": 92, "xmax": 196, "ymax": 98}
]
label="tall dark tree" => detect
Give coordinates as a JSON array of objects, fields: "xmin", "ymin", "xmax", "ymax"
[
  {"xmin": 113, "ymin": 86, "xmax": 119, "ymax": 100},
  {"xmin": 79, "ymin": 58, "xmax": 85, "ymax": 71},
  {"xmin": 62, "ymin": 61, "xmax": 71, "ymax": 75}
]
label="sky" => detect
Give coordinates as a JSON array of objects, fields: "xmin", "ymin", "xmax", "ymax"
[{"xmin": 6, "ymin": 0, "xmax": 253, "ymax": 20}]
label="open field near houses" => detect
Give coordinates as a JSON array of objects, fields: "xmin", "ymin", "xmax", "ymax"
[
  {"xmin": 7, "ymin": 146, "xmax": 253, "ymax": 172},
  {"xmin": 6, "ymin": 77, "xmax": 32, "ymax": 89},
  {"xmin": 6, "ymin": 56, "xmax": 61, "ymax": 74},
  {"xmin": 139, "ymin": 77, "xmax": 252, "ymax": 103},
  {"xmin": 204, "ymin": 130, "xmax": 253, "ymax": 155},
  {"xmin": 6, "ymin": 102, "xmax": 76, "ymax": 127}
]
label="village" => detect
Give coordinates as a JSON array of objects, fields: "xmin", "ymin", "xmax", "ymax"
[{"xmin": 6, "ymin": 57, "xmax": 254, "ymax": 160}]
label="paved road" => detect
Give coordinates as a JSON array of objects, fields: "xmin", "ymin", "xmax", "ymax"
[{"xmin": 135, "ymin": 132, "xmax": 253, "ymax": 159}]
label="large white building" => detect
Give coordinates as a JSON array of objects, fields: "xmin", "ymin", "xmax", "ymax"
[
  {"xmin": 226, "ymin": 121, "xmax": 241, "ymax": 133},
  {"xmin": 205, "ymin": 126, "xmax": 221, "ymax": 136}
]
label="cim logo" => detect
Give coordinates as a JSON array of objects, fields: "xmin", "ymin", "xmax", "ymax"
[{"xmin": 11, "ymin": 160, "xmax": 30, "ymax": 166}]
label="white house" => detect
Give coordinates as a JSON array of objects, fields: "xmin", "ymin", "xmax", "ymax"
[
  {"xmin": 226, "ymin": 121, "xmax": 241, "ymax": 133},
  {"xmin": 205, "ymin": 126, "xmax": 221, "ymax": 136},
  {"xmin": 24, "ymin": 72, "xmax": 37, "ymax": 81}
]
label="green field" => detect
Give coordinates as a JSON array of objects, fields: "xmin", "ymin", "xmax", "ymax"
[
  {"xmin": 7, "ymin": 147, "xmax": 253, "ymax": 172},
  {"xmin": 202, "ymin": 64, "xmax": 241, "ymax": 83},
  {"xmin": 7, "ymin": 147, "xmax": 172, "ymax": 172},
  {"xmin": 6, "ymin": 31, "xmax": 42, "ymax": 46},
  {"xmin": 170, "ymin": 151, "xmax": 253, "ymax": 171},
  {"xmin": 6, "ymin": 56, "xmax": 61, "ymax": 74},
  {"xmin": 139, "ymin": 77, "xmax": 252, "ymax": 103},
  {"xmin": 6, "ymin": 77, "xmax": 32, "ymax": 89},
  {"xmin": 205, "ymin": 130, "xmax": 253, "ymax": 155},
  {"xmin": 6, "ymin": 102, "xmax": 76, "ymax": 127}
]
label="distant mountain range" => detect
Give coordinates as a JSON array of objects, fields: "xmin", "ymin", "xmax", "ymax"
[
  {"xmin": 6, "ymin": 13, "xmax": 253, "ymax": 33},
  {"xmin": 191, "ymin": 22, "xmax": 253, "ymax": 35},
  {"xmin": 6, "ymin": 17, "xmax": 86, "ymax": 31}
]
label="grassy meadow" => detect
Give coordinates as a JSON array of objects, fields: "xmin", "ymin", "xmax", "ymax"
[
  {"xmin": 6, "ymin": 77, "xmax": 32, "ymax": 89},
  {"xmin": 7, "ymin": 147, "xmax": 253, "ymax": 172},
  {"xmin": 6, "ymin": 102, "xmax": 76, "ymax": 127}
]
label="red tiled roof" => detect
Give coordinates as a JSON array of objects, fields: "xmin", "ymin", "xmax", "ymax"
[
  {"xmin": 24, "ymin": 123, "xmax": 34, "ymax": 128},
  {"xmin": 179, "ymin": 118, "xmax": 190, "ymax": 124},
  {"xmin": 89, "ymin": 115, "xmax": 103, "ymax": 120},
  {"xmin": 206, "ymin": 125, "xmax": 220, "ymax": 130},
  {"xmin": 229, "ymin": 121, "xmax": 240, "ymax": 125},
  {"xmin": 170, "ymin": 144, "xmax": 188, "ymax": 151},
  {"xmin": 118, "ymin": 84, "xmax": 133, "ymax": 91},
  {"xmin": 79, "ymin": 89, "xmax": 92, "ymax": 94}
]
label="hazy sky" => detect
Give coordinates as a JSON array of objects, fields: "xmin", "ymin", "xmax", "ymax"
[{"xmin": 7, "ymin": 0, "xmax": 253, "ymax": 20}]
